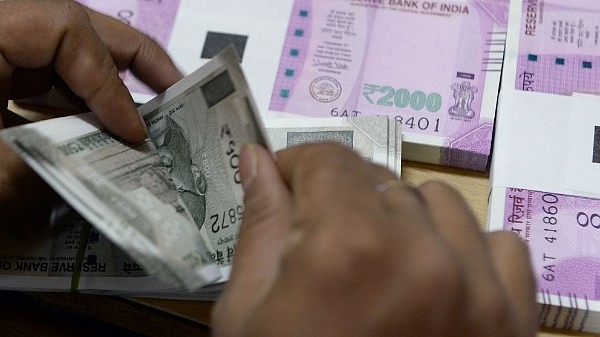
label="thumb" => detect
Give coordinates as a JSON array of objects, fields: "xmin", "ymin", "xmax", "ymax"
[{"xmin": 212, "ymin": 144, "xmax": 293, "ymax": 336}]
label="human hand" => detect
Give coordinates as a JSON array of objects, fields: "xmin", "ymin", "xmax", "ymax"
[
  {"xmin": 0, "ymin": 0, "xmax": 182, "ymax": 228},
  {"xmin": 0, "ymin": 0, "xmax": 182, "ymax": 141},
  {"xmin": 213, "ymin": 143, "xmax": 537, "ymax": 337}
]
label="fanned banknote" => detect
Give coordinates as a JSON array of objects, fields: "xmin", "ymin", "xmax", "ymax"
[
  {"xmin": 265, "ymin": 116, "xmax": 402, "ymax": 176},
  {"xmin": 488, "ymin": 0, "xmax": 600, "ymax": 333},
  {"xmin": 0, "ymin": 47, "xmax": 268, "ymax": 292}
]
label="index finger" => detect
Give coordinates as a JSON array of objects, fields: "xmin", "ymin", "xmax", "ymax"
[
  {"xmin": 85, "ymin": 8, "xmax": 183, "ymax": 94},
  {"xmin": 0, "ymin": 1, "xmax": 145, "ymax": 143}
]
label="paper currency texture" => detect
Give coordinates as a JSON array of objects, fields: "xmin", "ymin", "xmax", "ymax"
[
  {"xmin": 265, "ymin": 116, "xmax": 402, "ymax": 176},
  {"xmin": 139, "ymin": 46, "xmax": 269, "ymax": 277},
  {"xmin": 75, "ymin": 0, "xmax": 500, "ymax": 170},
  {"xmin": 0, "ymin": 47, "xmax": 268, "ymax": 291},
  {"xmin": 514, "ymin": 0, "xmax": 600, "ymax": 95},
  {"xmin": 489, "ymin": 187, "xmax": 600, "ymax": 332},
  {"xmin": 488, "ymin": 0, "xmax": 600, "ymax": 333},
  {"xmin": 268, "ymin": 0, "xmax": 508, "ymax": 171}
]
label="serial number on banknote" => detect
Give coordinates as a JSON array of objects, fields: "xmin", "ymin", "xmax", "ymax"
[
  {"xmin": 362, "ymin": 84, "xmax": 443, "ymax": 113},
  {"xmin": 209, "ymin": 205, "xmax": 244, "ymax": 234},
  {"xmin": 393, "ymin": 115, "xmax": 440, "ymax": 133},
  {"xmin": 330, "ymin": 107, "xmax": 440, "ymax": 132},
  {"xmin": 540, "ymin": 193, "xmax": 559, "ymax": 246},
  {"xmin": 539, "ymin": 193, "xmax": 560, "ymax": 282}
]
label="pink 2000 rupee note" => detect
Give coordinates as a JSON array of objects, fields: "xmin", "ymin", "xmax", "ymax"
[
  {"xmin": 76, "ymin": 0, "xmax": 181, "ymax": 96},
  {"xmin": 514, "ymin": 0, "xmax": 600, "ymax": 95},
  {"xmin": 268, "ymin": 0, "xmax": 508, "ymax": 170},
  {"xmin": 502, "ymin": 187, "xmax": 600, "ymax": 330}
]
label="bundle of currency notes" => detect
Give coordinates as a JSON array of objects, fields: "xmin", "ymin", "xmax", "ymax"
[
  {"xmin": 266, "ymin": 0, "xmax": 508, "ymax": 172},
  {"xmin": 18, "ymin": 0, "xmax": 497, "ymax": 171},
  {"xmin": 488, "ymin": 0, "xmax": 600, "ymax": 333},
  {"xmin": 0, "ymin": 47, "xmax": 401, "ymax": 298}
]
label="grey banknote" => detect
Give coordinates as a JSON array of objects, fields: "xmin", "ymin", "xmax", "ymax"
[
  {"xmin": 265, "ymin": 116, "xmax": 402, "ymax": 176},
  {"xmin": 140, "ymin": 46, "xmax": 269, "ymax": 282},
  {"xmin": 0, "ymin": 46, "xmax": 269, "ymax": 290}
]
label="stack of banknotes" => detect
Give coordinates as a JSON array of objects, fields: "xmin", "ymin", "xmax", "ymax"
[
  {"xmin": 21, "ymin": 0, "xmax": 504, "ymax": 171},
  {"xmin": 487, "ymin": 0, "xmax": 600, "ymax": 333},
  {"xmin": 0, "ymin": 47, "xmax": 401, "ymax": 298}
]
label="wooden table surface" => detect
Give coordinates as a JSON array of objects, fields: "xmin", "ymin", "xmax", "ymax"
[{"xmin": 3, "ymin": 102, "xmax": 595, "ymax": 336}]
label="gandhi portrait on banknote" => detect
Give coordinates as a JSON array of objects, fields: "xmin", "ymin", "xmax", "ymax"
[{"xmin": 157, "ymin": 115, "xmax": 208, "ymax": 230}]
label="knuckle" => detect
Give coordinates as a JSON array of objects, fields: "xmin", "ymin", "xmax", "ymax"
[
  {"xmin": 137, "ymin": 38, "xmax": 159, "ymax": 64},
  {"xmin": 303, "ymin": 224, "xmax": 388, "ymax": 286},
  {"xmin": 294, "ymin": 144, "xmax": 365, "ymax": 190},
  {"xmin": 57, "ymin": 0, "xmax": 89, "ymax": 25},
  {"xmin": 418, "ymin": 180, "xmax": 459, "ymax": 198}
]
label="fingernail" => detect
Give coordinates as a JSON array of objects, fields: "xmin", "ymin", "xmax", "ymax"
[{"xmin": 240, "ymin": 144, "xmax": 258, "ymax": 190}]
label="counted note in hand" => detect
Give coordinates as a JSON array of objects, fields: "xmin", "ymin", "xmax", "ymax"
[{"xmin": 0, "ymin": 47, "xmax": 268, "ymax": 292}]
